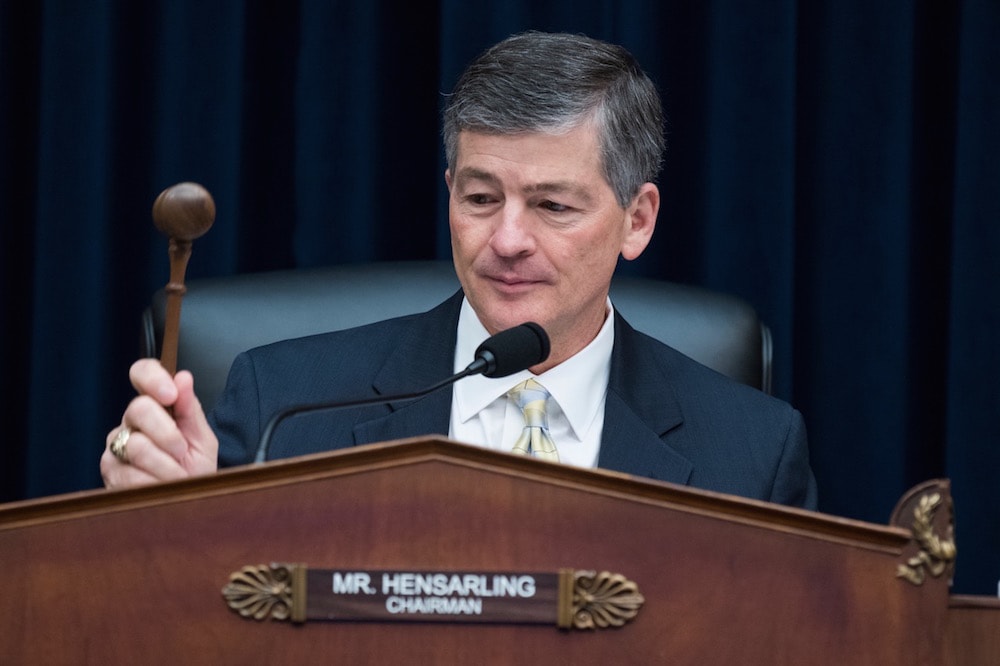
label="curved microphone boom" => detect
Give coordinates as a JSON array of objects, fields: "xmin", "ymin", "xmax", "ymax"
[
  {"xmin": 462, "ymin": 321, "xmax": 550, "ymax": 379},
  {"xmin": 252, "ymin": 322, "xmax": 550, "ymax": 463}
]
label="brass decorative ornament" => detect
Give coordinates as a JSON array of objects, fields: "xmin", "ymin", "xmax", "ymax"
[
  {"xmin": 221, "ymin": 563, "xmax": 306, "ymax": 622},
  {"xmin": 567, "ymin": 570, "xmax": 645, "ymax": 630},
  {"xmin": 895, "ymin": 491, "xmax": 957, "ymax": 586}
]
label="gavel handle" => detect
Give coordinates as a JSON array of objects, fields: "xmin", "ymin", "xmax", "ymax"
[{"xmin": 160, "ymin": 238, "xmax": 193, "ymax": 376}]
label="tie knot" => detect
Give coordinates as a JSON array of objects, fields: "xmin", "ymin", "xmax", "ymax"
[
  {"xmin": 508, "ymin": 378, "xmax": 550, "ymax": 429},
  {"xmin": 508, "ymin": 377, "xmax": 548, "ymax": 405}
]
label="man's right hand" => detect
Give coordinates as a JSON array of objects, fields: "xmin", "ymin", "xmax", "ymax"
[{"xmin": 101, "ymin": 358, "xmax": 219, "ymax": 489}]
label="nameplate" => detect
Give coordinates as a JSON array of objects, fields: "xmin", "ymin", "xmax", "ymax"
[{"xmin": 222, "ymin": 564, "xmax": 643, "ymax": 630}]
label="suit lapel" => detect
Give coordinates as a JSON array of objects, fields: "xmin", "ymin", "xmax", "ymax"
[
  {"xmin": 597, "ymin": 313, "xmax": 694, "ymax": 485},
  {"xmin": 352, "ymin": 292, "xmax": 462, "ymax": 445}
]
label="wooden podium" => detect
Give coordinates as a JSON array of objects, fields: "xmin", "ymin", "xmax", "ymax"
[{"xmin": 1, "ymin": 437, "xmax": 996, "ymax": 664}]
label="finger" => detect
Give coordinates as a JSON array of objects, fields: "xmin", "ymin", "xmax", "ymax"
[
  {"xmin": 101, "ymin": 456, "xmax": 159, "ymax": 489},
  {"xmin": 101, "ymin": 448, "xmax": 164, "ymax": 488},
  {"xmin": 102, "ymin": 456, "xmax": 178, "ymax": 489},
  {"xmin": 171, "ymin": 371, "xmax": 219, "ymax": 466},
  {"xmin": 129, "ymin": 358, "xmax": 178, "ymax": 405},
  {"xmin": 120, "ymin": 428, "xmax": 193, "ymax": 480}
]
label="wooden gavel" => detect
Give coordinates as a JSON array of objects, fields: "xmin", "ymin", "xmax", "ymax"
[{"xmin": 151, "ymin": 182, "xmax": 215, "ymax": 375}]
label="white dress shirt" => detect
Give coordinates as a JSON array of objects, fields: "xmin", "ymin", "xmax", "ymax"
[{"xmin": 448, "ymin": 297, "xmax": 614, "ymax": 468}]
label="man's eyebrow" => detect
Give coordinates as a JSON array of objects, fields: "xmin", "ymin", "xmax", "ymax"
[
  {"xmin": 525, "ymin": 181, "xmax": 596, "ymax": 206},
  {"xmin": 453, "ymin": 168, "xmax": 500, "ymax": 187}
]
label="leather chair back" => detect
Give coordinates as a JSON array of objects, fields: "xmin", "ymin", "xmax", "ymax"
[{"xmin": 141, "ymin": 261, "xmax": 772, "ymax": 411}]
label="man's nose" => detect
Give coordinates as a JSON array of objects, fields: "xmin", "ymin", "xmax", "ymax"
[{"xmin": 488, "ymin": 205, "xmax": 535, "ymax": 257}]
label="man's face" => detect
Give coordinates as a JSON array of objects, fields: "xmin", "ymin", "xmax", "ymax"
[{"xmin": 446, "ymin": 123, "xmax": 657, "ymax": 369}]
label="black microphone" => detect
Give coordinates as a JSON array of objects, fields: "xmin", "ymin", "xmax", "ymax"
[{"xmin": 252, "ymin": 322, "xmax": 550, "ymax": 463}]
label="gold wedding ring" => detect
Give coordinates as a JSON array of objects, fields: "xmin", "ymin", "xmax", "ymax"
[{"xmin": 110, "ymin": 426, "xmax": 131, "ymax": 464}]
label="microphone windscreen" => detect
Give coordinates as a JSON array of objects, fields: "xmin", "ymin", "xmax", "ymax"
[{"xmin": 476, "ymin": 322, "xmax": 550, "ymax": 378}]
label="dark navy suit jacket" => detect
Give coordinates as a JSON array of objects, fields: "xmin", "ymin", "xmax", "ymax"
[{"xmin": 212, "ymin": 291, "xmax": 817, "ymax": 509}]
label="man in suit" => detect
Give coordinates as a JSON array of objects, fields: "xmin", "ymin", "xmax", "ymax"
[{"xmin": 102, "ymin": 31, "xmax": 817, "ymax": 509}]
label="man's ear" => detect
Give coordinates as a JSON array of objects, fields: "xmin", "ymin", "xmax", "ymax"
[
  {"xmin": 621, "ymin": 183, "xmax": 659, "ymax": 261},
  {"xmin": 444, "ymin": 169, "xmax": 452, "ymax": 192}
]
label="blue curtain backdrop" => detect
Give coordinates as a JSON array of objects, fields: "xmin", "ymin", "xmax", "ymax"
[{"xmin": 2, "ymin": 1, "xmax": 997, "ymax": 594}]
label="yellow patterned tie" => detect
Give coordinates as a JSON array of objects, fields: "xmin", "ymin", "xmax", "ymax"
[{"xmin": 508, "ymin": 378, "xmax": 559, "ymax": 462}]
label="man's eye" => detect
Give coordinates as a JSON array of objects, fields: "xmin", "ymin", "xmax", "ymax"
[
  {"xmin": 468, "ymin": 193, "xmax": 496, "ymax": 205},
  {"xmin": 540, "ymin": 200, "xmax": 570, "ymax": 213}
]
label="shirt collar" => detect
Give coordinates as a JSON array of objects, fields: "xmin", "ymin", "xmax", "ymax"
[{"xmin": 453, "ymin": 297, "xmax": 615, "ymax": 439}]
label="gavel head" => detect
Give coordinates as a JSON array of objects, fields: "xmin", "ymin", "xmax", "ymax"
[{"xmin": 152, "ymin": 182, "xmax": 216, "ymax": 241}]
